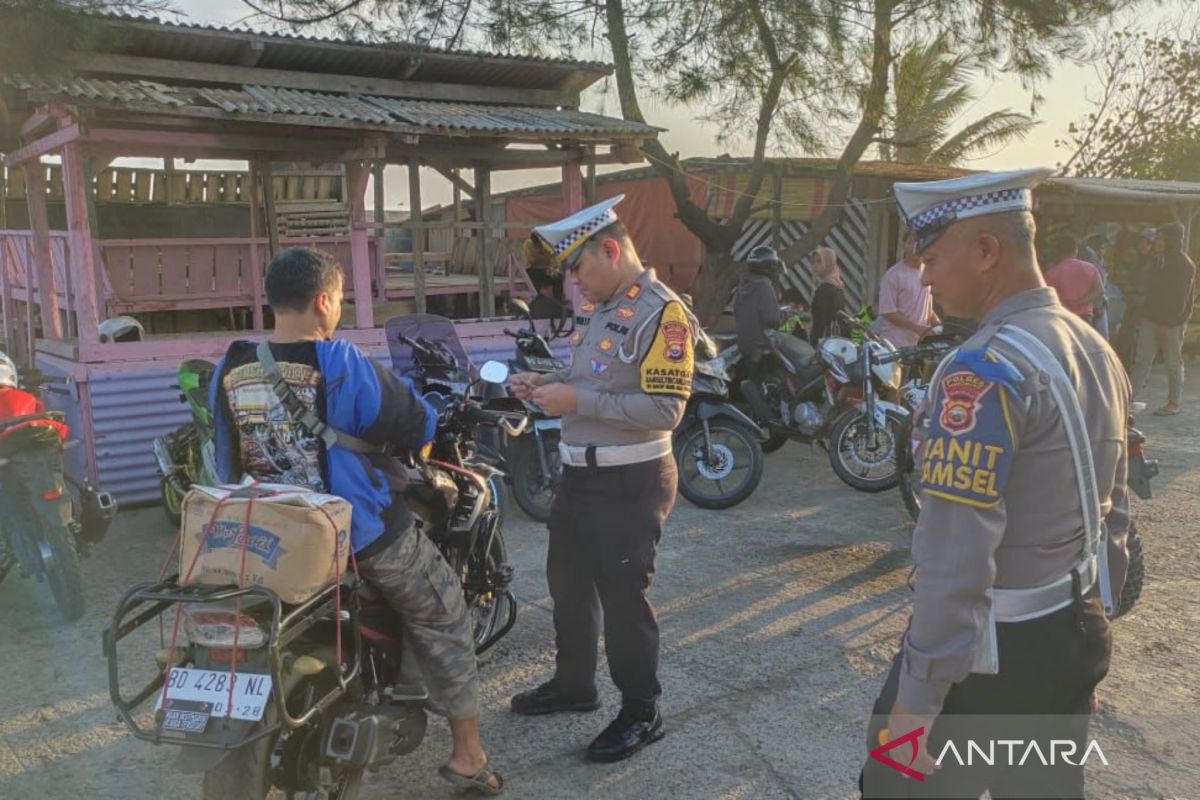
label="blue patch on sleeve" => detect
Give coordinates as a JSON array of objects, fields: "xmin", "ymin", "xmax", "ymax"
[{"xmin": 918, "ymin": 359, "xmax": 1017, "ymax": 508}]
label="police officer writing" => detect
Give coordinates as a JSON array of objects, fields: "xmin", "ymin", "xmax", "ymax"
[
  {"xmin": 861, "ymin": 169, "xmax": 1130, "ymax": 799},
  {"xmin": 508, "ymin": 195, "xmax": 697, "ymax": 763}
]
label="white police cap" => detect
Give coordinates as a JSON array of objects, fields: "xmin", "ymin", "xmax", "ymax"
[
  {"xmin": 894, "ymin": 167, "xmax": 1054, "ymax": 251},
  {"xmin": 525, "ymin": 194, "xmax": 625, "ymax": 271}
]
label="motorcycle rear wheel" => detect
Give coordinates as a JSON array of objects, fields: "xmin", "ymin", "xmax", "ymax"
[
  {"xmin": 1112, "ymin": 522, "xmax": 1144, "ymax": 619},
  {"xmin": 37, "ymin": 507, "xmax": 86, "ymax": 622}
]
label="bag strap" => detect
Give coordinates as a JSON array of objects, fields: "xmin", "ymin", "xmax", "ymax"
[
  {"xmin": 255, "ymin": 341, "xmax": 384, "ymax": 456},
  {"xmin": 993, "ymin": 325, "xmax": 1113, "ymax": 615}
]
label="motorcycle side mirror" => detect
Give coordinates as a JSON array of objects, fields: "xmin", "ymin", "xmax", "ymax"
[
  {"xmin": 509, "ymin": 298, "xmax": 531, "ymax": 317},
  {"xmin": 479, "ymin": 360, "xmax": 510, "ymax": 385}
]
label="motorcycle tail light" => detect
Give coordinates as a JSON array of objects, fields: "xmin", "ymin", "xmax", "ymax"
[
  {"xmin": 1128, "ymin": 441, "xmax": 1143, "ymax": 458},
  {"xmin": 41, "ymin": 488, "xmax": 63, "ymax": 501},
  {"xmin": 182, "ymin": 607, "xmax": 268, "ymax": 649}
]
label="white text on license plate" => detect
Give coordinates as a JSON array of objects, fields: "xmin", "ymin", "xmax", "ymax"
[{"xmin": 157, "ymin": 667, "xmax": 273, "ymax": 722}]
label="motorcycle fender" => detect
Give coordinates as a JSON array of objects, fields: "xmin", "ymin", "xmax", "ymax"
[
  {"xmin": 533, "ymin": 418, "xmax": 561, "ymax": 432},
  {"xmin": 858, "ymin": 400, "xmax": 908, "ymax": 428},
  {"xmin": 694, "ymin": 399, "xmax": 765, "ymax": 439},
  {"xmin": 174, "ymin": 719, "xmax": 264, "ymax": 774}
]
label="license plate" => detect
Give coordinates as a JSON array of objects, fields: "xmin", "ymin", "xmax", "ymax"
[
  {"xmin": 161, "ymin": 698, "xmax": 211, "ymax": 733},
  {"xmin": 157, "ymin": 667, "xmax": 273, "ymax": 722}
]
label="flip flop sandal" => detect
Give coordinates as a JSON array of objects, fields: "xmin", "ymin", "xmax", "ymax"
[
  {"xmin": 1153, "ymin": 406, "xmax": 1180, "ymax": 416},
  {"xmin": 438, "ymin": 762, "xmax": 505, "ymax": 796}
]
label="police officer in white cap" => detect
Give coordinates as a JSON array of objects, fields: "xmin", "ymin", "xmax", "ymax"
[
  {"xmin": 509, "ymin": 195, "xmax": 698, "ymax": 763},
  {"xmin": 861, "ymin": 169, "xmax": 1131, "ymax": 798}
]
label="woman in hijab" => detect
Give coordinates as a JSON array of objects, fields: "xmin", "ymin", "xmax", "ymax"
[{"xmin": 808, "ymin": 246, "xmax": 846, "ymax": 346}]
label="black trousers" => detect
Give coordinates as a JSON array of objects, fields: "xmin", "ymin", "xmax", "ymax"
[
  {"xmin": 861, "ymin": 597, "xmax": 1112, "ymax": 799},
  {"xmin": 545, "ymin": 454, "xmax": 677, "ymax": 714}
]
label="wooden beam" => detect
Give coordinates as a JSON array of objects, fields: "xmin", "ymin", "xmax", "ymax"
[
  {"xmin": 237, "ymin": 39, "xmax": 265, "ymax": 67},
  {"xmin": 59, "ymin": 142, "xmax": 102, "ymax": 345},
  {"xmin": 77, "ymin": 52, "xmax": 581, "ymax": 109},
  {"xmin": 82, "ymin": 126, "xmax": 360, "ymax": 157},
  {"xmin": 475, "ymin": 167, "xmax": 494, "ymax": 317},
  {"xmin": 246, "ymin": 162, "xmax": 265, "ymax": 331},
  {"xmin": 409, "ymin": 161, "xmax": 426, "ymax": 314},
  {"xmin": 3, "ymin": 124, "xmax": 81, "ymax": 167},
  {"xmin": 22, "ymin": 166, "xmax": 62, "ymax": 339},
  {"xmin": 346, "ymin": 160, "xmax": 375, "ymax": 328},
  {"xmin": 432, "ymin": 165, "xmax": 475, "ymax": 199}
]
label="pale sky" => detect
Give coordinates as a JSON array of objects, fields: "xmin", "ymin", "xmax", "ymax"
[{"xmin": 153, "ymin": 0, "xmax": 1183, "ymax": 209}]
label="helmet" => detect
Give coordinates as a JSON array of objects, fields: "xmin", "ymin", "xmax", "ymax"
[
  {"xmin": 98, "ymin": 315, "xmax": 145, "ymax": 343},
  {"xmin": 746, "ymin": 245, "xmax": 783, "ymax": 271},
  {"xmin": 0, "ymin": 353, "xmax": 17, "ymax": 389}
]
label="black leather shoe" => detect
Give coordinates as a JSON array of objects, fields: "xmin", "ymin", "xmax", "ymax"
[
  {"xmin": 586, "ymin": 709, "xmax": 664, "ymax": 763},
  {"xmin": 510, "ymin": 682, "xmax": 601, "ymax": 716}
]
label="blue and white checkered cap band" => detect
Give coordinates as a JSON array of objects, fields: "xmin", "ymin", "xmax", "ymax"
[
  {"xmin": 551, "ymin": 208, "xmax": 619, "ymax": 257},
  {"xmin": 909, "ymin": 187, "xmax": 1028, "ymax": 233}
]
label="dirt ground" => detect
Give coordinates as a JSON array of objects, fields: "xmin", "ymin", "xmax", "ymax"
[{"xmin": 0, "ymin": 366, "xmax": 1197, "ymax": 800}]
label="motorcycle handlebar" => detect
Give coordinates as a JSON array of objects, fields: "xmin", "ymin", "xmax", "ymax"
[{"xmin": 458, "ymin": 403, "xmax": 529, "ymax": 437}]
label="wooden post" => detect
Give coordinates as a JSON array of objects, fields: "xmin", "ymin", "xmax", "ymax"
[
  {"xmin": 408, "ymin": 160, "xmax": 427, "ymax": 313},
  {"xmin": 372, "ymin": 161, "xmax": 387, "ymax": 300},
  {"xmin": 345, "ymin": 160, "xmax": 374, "ymax": 329},
  {"xmin": 771, "ymin": 170, "xmax": 783, "ymax": 251},
  {"xmin": 246, "ymin": 163, "xmax": 265, "ymax": 331},
  {"xmin": 561, "ymin": 163, "xmax": 584, "ymax": 311},
  {"xmin": 23, "ymin": 164, "xmax": 63, "ymax": 339},
  {"xmin": 60, "ymin": 142, "xmax": 102, "ymax": 346},
  {"xmin": 585, "ymin": 148, "xmax": 597, "ymax": 205},
  {"xmin": 0, "ymin": 238, "xmax": 14, "ymax": 354},
  {"xmin": 260, "ymin": 162, "xmax": 280, "ymax": 255},
  {"xmin": 475, "ymin": 167, "xmax": 495, "ymax": 317}
]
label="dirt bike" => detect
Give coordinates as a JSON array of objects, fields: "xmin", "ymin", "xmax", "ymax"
[
  {"xmin": 105, "ymin": 357, "xmax": 525, "ymax": 800},
  {"xmin": 0, "ymin": 371, "xmax": 116, "ymax": 621},
  {"xmin": 154, "ymin": 359, "xmax": 218, "ymax": 527}
]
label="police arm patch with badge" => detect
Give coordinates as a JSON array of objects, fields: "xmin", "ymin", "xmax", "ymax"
[
  {"xmin": 639, "ymin": 300, "xmax": 693, "ymax": 397},
  {"xmin": 919, "ymin": 359, "xmax": 1017, "ymax": 508}
]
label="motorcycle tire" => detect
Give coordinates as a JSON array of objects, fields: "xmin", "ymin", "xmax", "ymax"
[
  {"xmin": 202, "ymin": 708, "xmax": 364, "ymax": 800},
  {"xmin": 896, "ymin": 417, "xmax": 922, "ymax": 522},
  {"xmin": 161, "ymin": 475, "xmax": 187, "ymax": 529},
  {"xmin": 38, "ymin": 509, "xmax": 86, "ymax": 622},
  {"xmin": 509, "ymin": 431, "xmax": 561, "ymax": 523},
  {"xmin": 828, "ymin": 408, "xmax": 904, "ymax": 493},
  {"xmin": 674, "ymin": 419, "xmax": 764, "ymax": 509},
  {"xmin": 1112, "ymin": 522, "xmax": 1144, "ymax": 620},
  {"xmin": 470, "ymin": 531, "xmax": 514, "ymax": 659}
]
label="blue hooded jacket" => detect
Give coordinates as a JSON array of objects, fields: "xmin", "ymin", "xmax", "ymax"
[{"xmin": 210, "ymin": 338, "xmax": 436, "ymax": 554}]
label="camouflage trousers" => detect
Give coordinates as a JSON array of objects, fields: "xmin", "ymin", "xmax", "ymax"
[{"xmin": 356, "ymin": 526, "xmax": 480, "ymax": 719}]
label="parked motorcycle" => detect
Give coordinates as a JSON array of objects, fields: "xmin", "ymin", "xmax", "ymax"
[
  {"xmin": 728, "ymin": 313, "xmax": 906, "ymax": 492},
  {"xmin": 497, "ymin": 298, "xmax": 568, "ymax": 523},
  {"xmin": 105, "ymin": 356, "xmax": 524, "ymax": 800},
  {"xmin": 673, "ymin": 352, "xmax": 766, "ymax": 509},
  {"xmin": 0, "ymin": 370, "xmax": 116, "ymax": 621},
  {"xmin": 155, "ymin": 359, "xmax": 218, "ymax": 527}
]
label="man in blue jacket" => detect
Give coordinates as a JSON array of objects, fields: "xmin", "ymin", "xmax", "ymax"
[{"xmin": 211, "ymin": 247, "xmax": 503, "ymax": 795}]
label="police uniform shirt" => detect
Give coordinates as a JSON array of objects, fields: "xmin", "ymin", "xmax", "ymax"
[
  {"xmin": 551, "ymin": 269, "xmax": 696, "ymax": 447},
  {"xmin": 900, "ymin": 286, "xmax": 1131, "ymax": 715}
]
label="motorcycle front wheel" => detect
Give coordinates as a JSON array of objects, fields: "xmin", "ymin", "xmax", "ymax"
[
  {"xmin": 828, "ymin": 408, "xmax": 904, "ymax": 493},
  {"xmin": 674, "ymin": 419, "xmax": 764, "ymax": 509},
  {"xmin": 508, "ymin": 430, "xmax": 561, "ymax": 523},
  {"xmin": 1112, "ymin": 522, "xmax": 1144, "ymax": 620},
  {"xmin": 896, "ymin": 417, "xmax": 922, "ymax": 522}
]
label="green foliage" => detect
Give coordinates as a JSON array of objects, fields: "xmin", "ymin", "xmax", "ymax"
[
  {"xmin": 882, "ymin": 36, "xmax": 1037, "ymax": 165},
  {"xmin": 1057, "ymin": 16, "xmax": 1200, "ymax": 180}
]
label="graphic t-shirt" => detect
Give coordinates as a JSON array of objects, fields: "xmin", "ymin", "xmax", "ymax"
[{"xmin": 216, "ymin": 341, "xmax": 327, "ymax": 492}]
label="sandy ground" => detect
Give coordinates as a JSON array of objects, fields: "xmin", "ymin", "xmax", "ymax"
[{"xmin": 0, "ymin": 366, "xmax": 1197, "ymax": 800}]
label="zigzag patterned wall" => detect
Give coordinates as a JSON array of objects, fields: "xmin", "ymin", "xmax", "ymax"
[{"xmin": 732, "ymin": 200, "xmax": 872, "ymax": 308}]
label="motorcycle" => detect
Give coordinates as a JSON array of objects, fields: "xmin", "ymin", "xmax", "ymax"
[
  {"xmin": 155, "ymin": 359, "xmax": 218, "ymax": 527},
  {"xmin": 729, "ymin": 313, "xmax": 907, "ymax": 492},
  {"xmin": 495, "ymin": 298, "xmax": 568, "ymax": 523},
  {"xmin": 105, "ymin": 357, "xmax": 525, "ymax": 800},
  {"xmin": 0, "ymin": 370, "xmax": 116, "ymax": 621},
  {"xmin": 673, "ymin": 346, "xmax": 766, "ymax": 509}
]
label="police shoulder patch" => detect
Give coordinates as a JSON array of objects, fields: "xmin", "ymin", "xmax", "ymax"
[
  {"xmin": 919, "ymin": 361, "xmax": 1017, "ymax": 508},
  {"xmin": 639, "ymin": 300, "xmax": 693, "ymax": 397}
]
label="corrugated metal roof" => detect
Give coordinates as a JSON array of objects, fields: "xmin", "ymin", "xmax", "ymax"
[
  {"xmin": 1043, "ymin": 176, "xmax": 1200, "ymax": 203},
  {"xmin": 89, "ymin": 12, "xmax": 611, "ymax": 91},
  {"xmin": 6, "ymin": 75, "xmax": 659, "ymax": 138}
]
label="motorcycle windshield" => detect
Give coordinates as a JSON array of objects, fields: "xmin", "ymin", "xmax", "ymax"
[{"xmin": 386, "ymin": 314, "xmax": 474, "ymax": 388}]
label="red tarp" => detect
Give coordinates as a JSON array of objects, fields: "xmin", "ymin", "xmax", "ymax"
[{"xmin": 505, "ymin": 174, "xmax": 708, "ymax": 293}]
